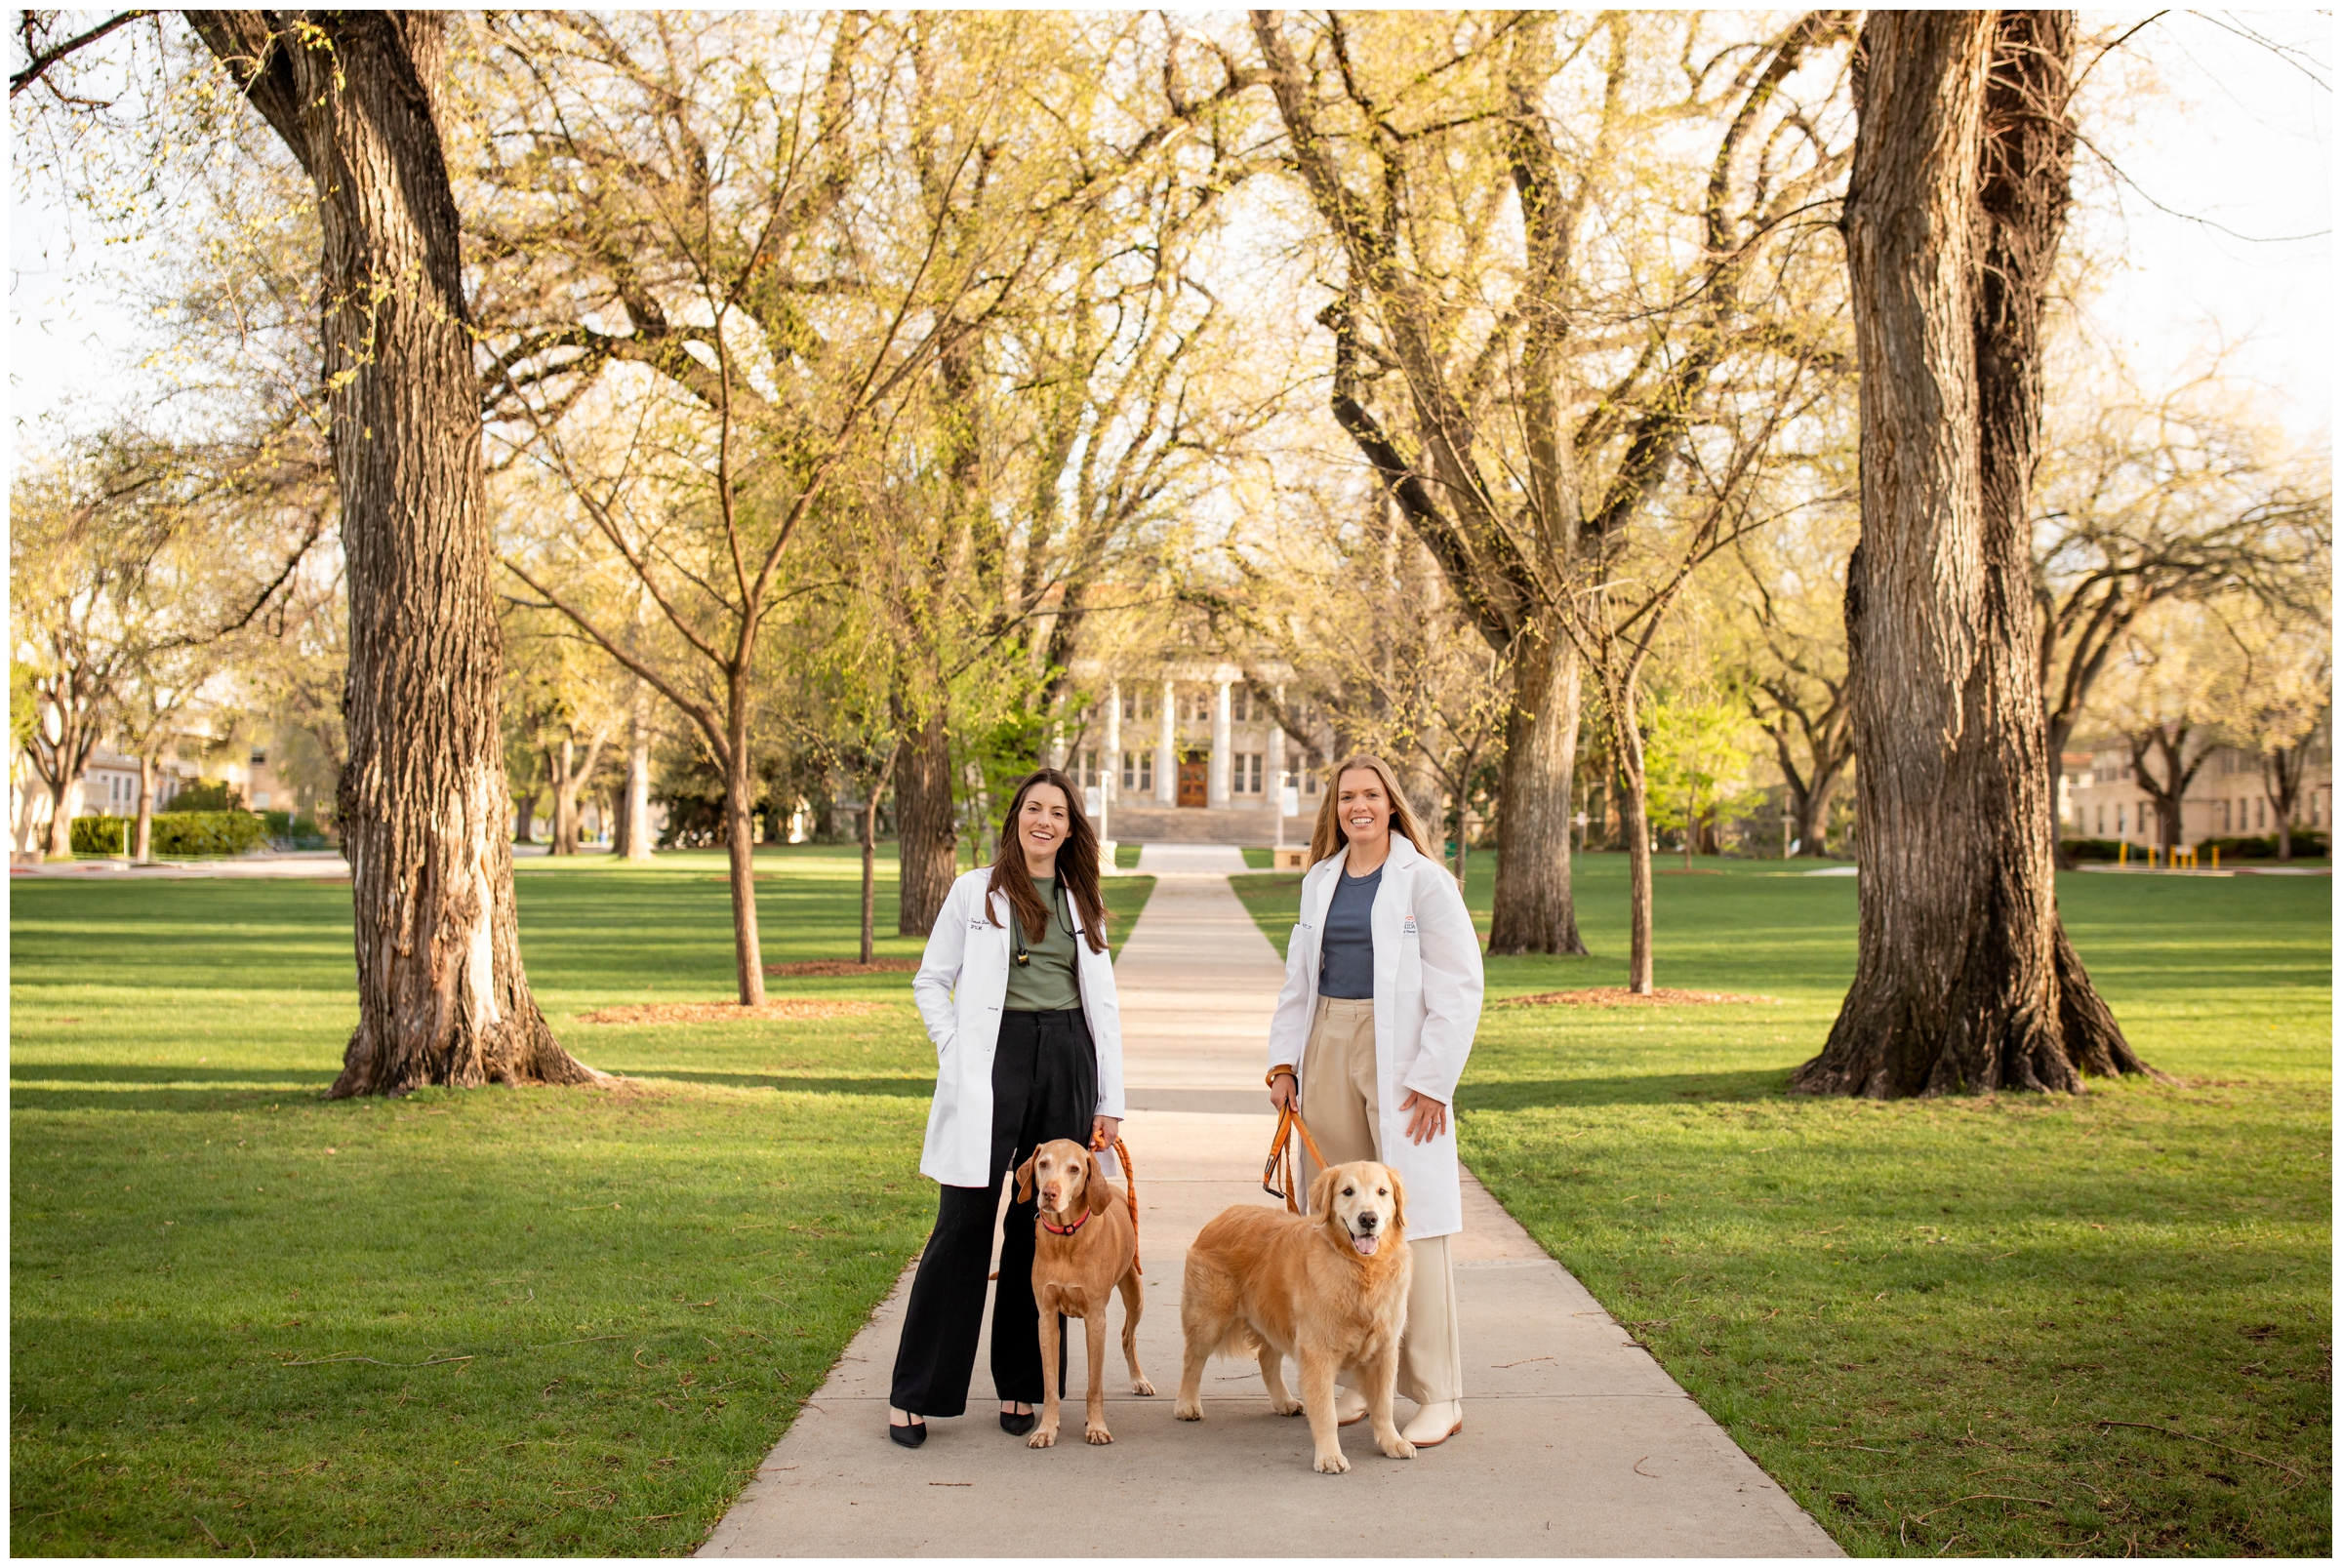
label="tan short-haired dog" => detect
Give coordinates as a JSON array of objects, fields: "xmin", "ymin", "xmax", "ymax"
[
  {"xmin": 1015, "ymin": 1138, "xmax": 1153, "ymax": 1447},
  {"xmin": 1173, "ymin": 1160, "xmax": 1415, "ymax": 1473}
]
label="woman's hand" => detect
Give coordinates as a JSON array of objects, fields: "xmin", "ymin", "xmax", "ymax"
[
  {"xmin": 1091, "ymin": 1114, "xmax": 1121, "ymax": 1149},
  {"xmin": 1269, "ymin": 1071, "xmax": 1298, "ymax": 1113},
  {"xmin": 1398, "ymin": 1089, "xmax": 1447, "ymax": 1145}
]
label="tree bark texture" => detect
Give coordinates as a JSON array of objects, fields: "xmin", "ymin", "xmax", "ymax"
[
  {"xmin": 1796, "ymin": 11, "xmax": 2149, "ymax": 1098},
  {"xmin": 187, "ymin": 11, "xmax": 597, "ymax": 1096},
  {"xmin": 1486, "ymin": 625, "xmax": 1589, "ymax": 954},
  {"xmin": 892, "ymin": 704, "xmax": 956, "ymax": 937}
]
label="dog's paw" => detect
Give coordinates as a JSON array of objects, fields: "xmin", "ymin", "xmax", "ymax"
[
  {"xmin": 1172, "ymin": 1398, "xmax": 1202, "ymax": 1421},
  {"xmin": 1380, "ymin": 1436, "xmax": 1418, "ymax": 1461},
  {"xmin": 1084, "ymin": 1426, "xmax": 1112, "ymax": 1445},
  {"xmin": 1028, "ymin": 1426, "xmax": 1058, "ymax": 1449},
  {"xmin": 1130, "ymin": 1377, "xmax": 1156, "ymax": 1396},
  {"xmin": 1312, "ymin": 1449, "xmax": 1352, "ymax": 1475},
  {"xmin": 1270, "ymin": 1397, "xmax": 1302, "ymax": 1417}
]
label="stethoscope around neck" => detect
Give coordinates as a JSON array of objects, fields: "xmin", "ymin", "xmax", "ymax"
[{"xmin": 1011, "ymin": 876, "xmax": 1077, "ymax": 967}]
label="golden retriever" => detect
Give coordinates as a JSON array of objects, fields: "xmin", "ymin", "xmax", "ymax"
[
  {"xmin": 1173, "ymin": 1160, "xmax": 1414, "ymax": 1473},
  {"xmin": 1015, "ymin": 1138, "xmax": 1152, "ymax": 1448}
]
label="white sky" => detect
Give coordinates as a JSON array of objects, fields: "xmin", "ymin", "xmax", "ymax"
[{"xmin": 8, "ymin": 10, "xmax": 2333, "ymax": 451}]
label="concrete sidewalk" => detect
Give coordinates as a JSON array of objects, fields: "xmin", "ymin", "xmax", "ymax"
[{"xmin": 699, "ymin": 871, "xmax": 1837, "ymax": 1557}]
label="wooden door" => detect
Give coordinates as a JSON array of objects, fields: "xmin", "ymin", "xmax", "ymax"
[{"xmin": 1177, "ymin": 758, "xmax": 1208, "ymax": 807}]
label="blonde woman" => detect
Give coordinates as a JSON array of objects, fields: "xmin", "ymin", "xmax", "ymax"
[{"xmin": 1265, "ymin": 753, "xmax": 1483, "ymax": 1447}]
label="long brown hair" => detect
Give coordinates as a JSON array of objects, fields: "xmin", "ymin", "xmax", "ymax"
[
  {"xmin": 987, "ymin": 768, "xmax": 1108, "ymax": 953},
  {"xmin": 1307, "ymin": 752, "xmax": 1437, "ymax": 869}
]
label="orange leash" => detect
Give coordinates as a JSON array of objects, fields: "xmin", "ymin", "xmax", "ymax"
[
  {"xmin": 1263, "ymin": 1104, "xmax": 1329, "ymax": 1214},
  {"xmin": 1089, "ymin": 1130, "xmax": 1141, "ymax": 1275}
]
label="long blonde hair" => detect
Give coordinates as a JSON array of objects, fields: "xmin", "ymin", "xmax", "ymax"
[{"xmin": 1307, "ymin": 753, "xmax": 1436, "ymax": 869}]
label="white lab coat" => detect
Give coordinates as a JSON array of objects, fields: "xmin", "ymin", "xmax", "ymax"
[
  {"xmin": 912, "ymin": 868, "xmax": 1125, "ymax": 1188},
  {"xmin": 1265, "ymin": 833, "xmax": 1483, "ymax": 1240}
]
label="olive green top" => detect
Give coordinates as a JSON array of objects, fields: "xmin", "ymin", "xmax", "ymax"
[{"xmin": 1001, "ymin": 874, "xmax": 1082, "ymax": 1012}]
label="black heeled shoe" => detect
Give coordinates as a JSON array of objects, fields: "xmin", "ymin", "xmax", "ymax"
[
  {"xmin": 889, "ymin": 1415, "xmax": 927, "ymax": 1448},
  {"xmin": 998, "ymin": 1406, "xmax": 1036, "ymax": 1436}
]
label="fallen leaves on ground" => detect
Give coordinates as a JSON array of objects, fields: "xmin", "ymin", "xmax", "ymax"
[
  {"xmin": 1491, "ymin": 986, "xmax": 1778, "ymax": 1009},
  {"xmin": 574, "ymin": 1000, "xmax": 882, "ymax": 1025},
  {"xmin": 762, "ymin": 959, "xmax": 919, "ymax": 978}
]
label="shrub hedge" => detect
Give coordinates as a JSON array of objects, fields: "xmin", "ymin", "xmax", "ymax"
[
  {"xmin": 69, "ymin": 811, "xmax": 267, "ymax": 859},
  {"xmin": 2061, "ymin": 832, "xmax": 2328, "ymax": 863},
  {"xmin": 261, "ymin": 810, "xmax": 332, "ymax": 850}
]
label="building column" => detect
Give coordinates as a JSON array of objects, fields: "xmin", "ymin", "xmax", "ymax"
[
  {"xmin": 1208, "ymin": 678, "xmax": 1232, "ymax": 808},
  {"xmin": 1156, "ymin": 679, "xmax": 1176, "ymax": 805},
  {"xmin": 1105, "ymin": 680, "xmax": 1121, "ymax": 808}
]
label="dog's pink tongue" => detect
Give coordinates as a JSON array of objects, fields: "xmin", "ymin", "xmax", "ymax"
[{"xmin": 1353, "ymin": 1234, "xmax": 1380, "ymax": 1257}]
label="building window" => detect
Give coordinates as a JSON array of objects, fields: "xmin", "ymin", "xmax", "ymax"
[
  {"xmin": 2256, "ymin": 797, "xmax": 2267, "ymax": 830},
  {"xmin": 1235, "ymin": 753, "xmax": 1264, "ymax": 794},
  {"xmin": 1122, "ymin": 751, "xmax": 1152, "ymax": 792},
  {"xmin": 1297, "ymin": 748, "xmax": 1319, "ymax": 792},
  {"xmin": 2116, "ymin": 804, "xmax": 2124, "ymax": 834},
  {"xmin": 2094, "ymin": 804, "xmax": 2103, "ymax": 835},
  {"xmin": 1121, "ymin": 689, "xmax": 1154, "ymax": 723},
  {"xmin": 1079, "ymin": 749, "xmax": 1100, "ymax": 789},
  {"xmin": 251, "ymin": 748, "xmax": 267, "ymax": 767},
  {"xmin": 1231, "ymin": 685, "xmax": 1252, "ymax": 723}
]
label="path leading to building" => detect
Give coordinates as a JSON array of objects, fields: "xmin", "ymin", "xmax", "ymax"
[{"xmin": 699, "ymin": 860, "xmax": 1837, "ymax": 1557}]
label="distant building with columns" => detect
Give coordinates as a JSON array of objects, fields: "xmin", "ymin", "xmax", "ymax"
[{"xmin": 1046, "ymin": 662, "xmax": 1328, "ymax": 843}]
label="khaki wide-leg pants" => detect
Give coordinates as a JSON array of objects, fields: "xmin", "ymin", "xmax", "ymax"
[{"xmin": 1298, "ymin": 995, "xmax": 1464, "ymax": 1406}]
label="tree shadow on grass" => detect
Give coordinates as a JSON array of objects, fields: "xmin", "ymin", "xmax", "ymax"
[
  {"xmin": 1462, "ymin": 1067, "xmax": 1792, "ymax": 1110},
  {"xmin": 12, "ymin": 1085, "xmax": 335, "ymax": 1113},
  {"xmin": 10, "ymin": 1064, "xmax": 341, "ymax": 1086}
]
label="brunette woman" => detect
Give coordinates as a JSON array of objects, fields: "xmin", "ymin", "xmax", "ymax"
[
  {"xmin": 887, "ymin": 769, "xmax": 1124, "ymax": 1446},
  {"xmin": 1265, "ymin": 754, "xmax": 1484, "ymax": 1447}
]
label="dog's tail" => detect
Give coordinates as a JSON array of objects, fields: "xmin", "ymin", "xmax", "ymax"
[{"xmin": 1213, "ymin": 1324, "xmax": 1264, "ymax": 1361}]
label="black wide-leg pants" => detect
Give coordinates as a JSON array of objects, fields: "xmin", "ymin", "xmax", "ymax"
[{"xmin": 889, "ymin": 1007, "xmax": 1098, "ymax": 1417}]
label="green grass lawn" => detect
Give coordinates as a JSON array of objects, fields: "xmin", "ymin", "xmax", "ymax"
[
  {"xmin": 9, "ymin": 848, "xmax": 1153, "ymax": 1556},
  {"xmin": 1232, "ymin": 854, "xmax": 2330, "ymax": 1556}
]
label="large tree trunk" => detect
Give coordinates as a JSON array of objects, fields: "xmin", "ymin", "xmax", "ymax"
[
  {"xmin": 893, "ymin": 704, "xmax": 956, "ymax": 937},
  {"xmin": 43, "ymin": 776, "xmax": 75, "ymax": 860},
  {"xmin": 1487, "ymin": 626, "xmax": 1587, "ymax": 955},
  {"xmin": 1795, "ymin": 11, "xmax": 2147, "ymax": 1098},
  {"xmin": 189, "ymin": 11, "xmax": 597, "ymax": 1097},
  {"xmin": 860, "ymin": 771, "xmax": 883, "ymax": 965},
  {"xmin": 1614, "ymin": 704, "xmax": 1655, "ymax": 993},
  {"xmin": 722, "ymin": 726, "xmax": 766, "ymax": 1006},
  {"xmin": 622, "ymin": 686, "xmax": 654, "ymax": 861},
  {"xmin": 550, "ymin": 738, "xmax": 576, "ymax": 855},
  {"xmin": 135, "ymin": 751, "xmax": 157, "ymax": 863}
]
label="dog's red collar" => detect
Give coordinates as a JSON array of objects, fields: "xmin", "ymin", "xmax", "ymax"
[{"xmin": 1038, "ymin": 1208, "xmax": 1089, "ymax": 1236}]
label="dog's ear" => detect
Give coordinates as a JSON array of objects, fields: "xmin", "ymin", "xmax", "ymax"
[
  {"xmin": 1084, "ymin": 1153, "xmax": 1117, "ymax": 1219},
  {"xmin": 1014, "ymin": 1152, "xmax": 1035, "ymax": 1205},
  {"xmin": 1384, "ymin": 1164, "xmax": 1406, "ymax": 1239},
  {"xmin": 1307, "ymin": 1162, "xmax": 1342, "ymax": 1221}
]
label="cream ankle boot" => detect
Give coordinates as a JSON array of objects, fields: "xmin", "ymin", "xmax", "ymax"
[
  {"xmin": 1334, "ymin": 1386, "xmax": 1368, "ymax": 1426},
  {"xmin": 1400, "ymin": 1399, "xmax": 1462, "ymax": 1446}
]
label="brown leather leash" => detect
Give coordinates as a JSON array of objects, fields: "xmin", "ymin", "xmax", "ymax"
[
  {"xmin": 1088, "ymin": 1130, "xmax": 1141, "ymax": 1275},
  {"xmin": 1262, "ymin": 1103, "xmax": 1329, "ymax": 1214}
]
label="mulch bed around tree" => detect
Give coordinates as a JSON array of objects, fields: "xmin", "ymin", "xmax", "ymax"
[
  {"xmin": 1491, "ymin": 986, "xmax": 1779, "ymax": 1009},
  {"xmin": 763, "ymin": 959, "xmax": 921, "ymax": 977},
  {"xmin": 575, "ymin": 999, "xmax": 883, "ymax": 1025}
]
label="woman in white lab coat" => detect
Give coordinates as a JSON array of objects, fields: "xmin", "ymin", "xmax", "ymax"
[
  {"xmin": 1266, "ymin": 752, "xmax": 1483, "ymax": 1447},
  {"xmin": 885, "ymin": 769, "xmax": 1125, "ymax": 1447}
]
